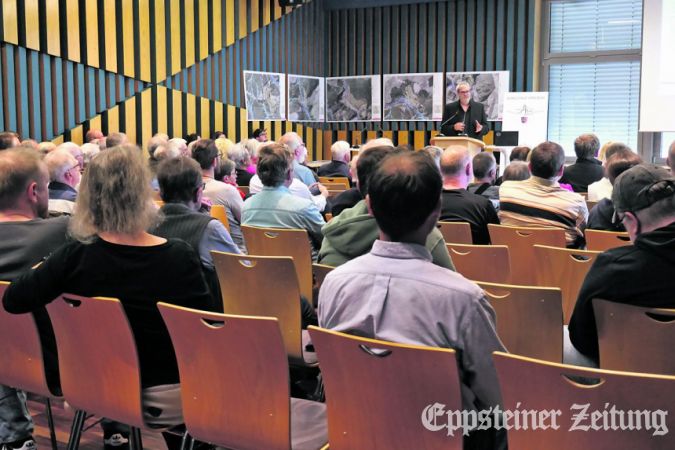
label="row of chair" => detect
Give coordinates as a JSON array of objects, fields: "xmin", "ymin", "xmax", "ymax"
[{"xmin": 2, "ymin": 281, "xmax": 673, "ymax": 449}]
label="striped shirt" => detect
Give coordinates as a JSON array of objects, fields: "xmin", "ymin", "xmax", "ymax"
[{"xmin": 498, "ymin": 176, "xmax": 588, "ymax": 246}]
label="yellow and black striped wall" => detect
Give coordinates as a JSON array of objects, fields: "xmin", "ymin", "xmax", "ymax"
[{"xmin": 0, "ymin": 0, "xmax": 535, "ymax": 158}]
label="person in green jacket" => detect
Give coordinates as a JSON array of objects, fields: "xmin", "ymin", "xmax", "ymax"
[{"xmin": 318, "ymin": 145, "xmax": 455, "ymax": 270}]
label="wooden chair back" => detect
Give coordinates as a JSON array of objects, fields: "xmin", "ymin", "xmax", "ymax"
[
  {"xmin": 437, "ymin": 221, "xmax": 473, "ymax": 244},
  {"xmin": 493, "ymin": 352, "xmax": 675, "ymax": 450},
  {"xmin": 210, "ymin": 204, "xmax": 230, "ymax": 232},
  {"xmin": 242, "ymin": 225, "xmax": 313, "ymax": 302},
  {"xmin": 46, "ymin": 294, "xmax": 145, "ymax": 428},
  {"xmin": 211, "ymin": 251, "xmax": 304, "ymax": 364},
  {"xmin": 585, "ymin": 229, "xmax": 631, "ymax": 251},
  {"xmin": 477, "ymin": 282, "xmax": 563, "ymax": 362},
  {"xmin": 158, "ymin": 304, "xmax": 293, "ymax": 450},
  {"xmin": 446, "ymin": 243, "xmax": 510, "ymax": 283},
  {"xmin": 0, "ymin": 282, "xmax": 56, "ymax": 397},
  {"xmin": 321, "ymin": 183, "xmax": 348, "ymax": 191},
  {"xmin": 318, "ymin": 176, "xmax": 350, "ymax": 189},
  {"xmin": 533, "ymin": 245, "xmax": 600, "ymax": 324},
  {"xmin": 312, "ymin": 263, "xmax": 335, "ymax": 308},
  {"xmin": 594, "ymin": 299, "xmax": 675, "ymax": 375},
  {"xmin": 308, "ymin": 326, "xmax": 462, "ymax": 450},
  {"xmin": 488, "ymin": 224, "xmax": 566, "ymax": 285}
]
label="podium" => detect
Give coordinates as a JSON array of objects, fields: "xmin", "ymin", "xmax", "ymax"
[{"xmin": 430, "ymin": 136, "xmax": 486, "ymax": 158}]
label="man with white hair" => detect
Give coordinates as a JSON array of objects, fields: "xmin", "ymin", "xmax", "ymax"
[
  {"xmin": 228, "ymin": 143, "xmax": 253, "ymax": 186},
  {"xmin": 44, "ymin": 149, "xmax": 81, "ymax": 214},
  {"xmin": 318, "ymin": 140, "xmax": 351, "ymax": 181},
  {"xmin": 55, "ymin": 142, "xmax": 84, "ymax": 172},
  {"xmin": 168, "ymin": 138, "xmax": 188, "ymax": 157},
  {"xmin": 440, "ymin": 81, "xmax": 489, "ymax": 140},
  {"xmin": 279, "ymin": 132, "xmax": 317, "ymax": 186},
  {"xmin": 80, "ymin": 143, "xmax": 100, "ymax": 167},
  {"xmin": 360, "ymin": 137, "xmax": 394, "ymax": 151}
]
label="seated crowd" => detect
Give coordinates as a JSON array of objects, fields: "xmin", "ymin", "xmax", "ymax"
[{"xmin": 0, "ymin": 128, "xmax": 673, "ymax": 450}]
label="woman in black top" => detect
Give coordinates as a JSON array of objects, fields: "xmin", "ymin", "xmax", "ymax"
[{"xmin": 3, "ymin": 145, "xmax": 212, "ymax": 441}]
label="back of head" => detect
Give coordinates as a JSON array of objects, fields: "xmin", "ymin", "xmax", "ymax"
[
  {"xmin": 215, "ymin": 158, "xmax": 236, "ymax": 181},
  {"xmin": 331, "ymin": 140, "xmax": 351, "ymax": 162},
  {"xmin": 356, "ymin": 146, "xmax": 395, "ymax": 196},
  {"xmin": 0, "ymin": 149, "xmax": 46, "ymax": 212},
  {"xmin": 147, "ymin": 135, "xmax": 168, "ymax": 157},
  {"xmin": 529, "ymin": 141, "xmax": 565, "ymax": 179},
  {"xmin": 157, "ymin": 156, "xmax": 203, "ymax": 204},
  {"xmin": 44, "ymin": 148, "xmax": 77, "ymax": 183},
  {"xmin": 106, "ymin": 132, "xmax": 128, "ymax": 148},
  {"xmin": 80, "ymin": 143, "xmax": 100, "ymax": 165},
  {"xmin": 243, "ymin": 138, "xmax": 262, "ymax": 162},
  {"xmin": 368, "ymin": 152, "xmax": 442, "ymax": 240},
  {"xmin": 503, "ymin": 161, "xmax": 531, "ymax": 182},
  {"xmin": 185, "ymin": 133, "xmax": 200, "ymax": 145},
  {"xmin": 85, "ymin": 129, "xmax": 104, "ymax": 143},
  {"xmin": 215, "ymin": 137, "xmax": 235, "ymax": 159},
  {"xmin": 509, "ymin": 146, "xmax": 531, "ymax": 162},
  {"xmin": 361, "ymin": 137, "xmax": 394, "ymax": 151},
  {"xmin": 421, "ymin": 145, "xmax": 443, "ymax": 168},
  {"xmin": 153, "ymin": 143, "xmax": 180, "ymax": 162},
  {"xmin": 191, "ymin": 139, "xmax": 219, "ymax": 170},
  {"xmin": 612, "ymin": 164, "xmax": 675, "ymax": 226},
  {"xmin": 573, "ymin": 134, "xmax": 600, "ymax": 159},
  {"xmin": 472, "ymin": 152, "xmax": 496, "ymax": 180},
  {"xmin": 604, "ymin": 142, "xmax": 632, "ymax": 162},
  {"xmin": 228, "ymin": 143, "xmax": 251, "ymax": 168},
  {"xmin": 71, "ymin": 145, "xmax": 156, "ymax": 241},
  {"xmin": 605, "ymin": 149, "xmax": 642, "ymax": 184},
  {"xmin": 0, "ymin": 131, "xmax": 20, "ymax": 151},
  {"xmin": 257, "ymin": 143, "xmax": 293, "ymax": 187},
  {"xmin": 279, "ymin": 132, "xmax": 302, "ymax": 152},
  {"xmin": 439, "ymin": 145, "xmax": 471, "ymax": 179}
]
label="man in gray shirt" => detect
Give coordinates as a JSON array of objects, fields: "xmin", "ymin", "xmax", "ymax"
[
  {"xmin": 319, "ymin": 151, "xmax": 505, "ymax": 449},
  {"xmin": 0, "ymin": 149, "xmax": 70, "ymax": 450}
]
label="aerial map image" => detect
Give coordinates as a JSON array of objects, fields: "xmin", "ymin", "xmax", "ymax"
[
  {"xmin": 288, "ymin": 75, "xmax": 324, "ymax": 122},
  {"xmin": 326, "ymin": 76, "xmax": 380, "ymax": 122},
  {"xmin": 445, "ymin": 71, "xmax": 509, "ymax": 121},
  {"xmin": 383, "ymin": 73, "xmax": 443, "ymax": 121},
  {"xmin": 243, "ymin": 71, "xmax": 286, "ymax": 120}
]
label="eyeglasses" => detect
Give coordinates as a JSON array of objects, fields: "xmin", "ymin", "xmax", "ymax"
[{"xmin": 69, "ymin": 163, "xmax": 81, "ymax": 172}]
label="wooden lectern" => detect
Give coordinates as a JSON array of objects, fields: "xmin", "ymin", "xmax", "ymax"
[{"xmin": 430, "ymin": 136, "xmax": 486, "ymax": 158}]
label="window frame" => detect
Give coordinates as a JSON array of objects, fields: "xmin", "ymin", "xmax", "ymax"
[{"xmin": 540, "ymin": 0, "xmax": 665, "ymax": 164}]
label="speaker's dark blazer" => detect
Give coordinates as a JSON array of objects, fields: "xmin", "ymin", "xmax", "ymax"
[{"xmin": 440, "ymin": 100, "xmax": 490, "ymax": 140}]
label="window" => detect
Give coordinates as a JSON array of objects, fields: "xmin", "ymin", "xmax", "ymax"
[
  {"xmin": 543, "ymin": 0, "xmax": 642, "ymax": 156},
  {"xmin": 661, "ymin": 132, "xmax": 675, "ymax": 158}
]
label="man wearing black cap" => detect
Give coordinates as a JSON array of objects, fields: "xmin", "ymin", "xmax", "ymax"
[{"xmin": 568, "ymin": 164, "xmax": 675, "ymax": 362}]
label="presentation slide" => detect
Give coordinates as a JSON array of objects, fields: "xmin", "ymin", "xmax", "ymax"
[{"xmin": 640, "ymin": 0, "xmax": 675, "ymax": 131}]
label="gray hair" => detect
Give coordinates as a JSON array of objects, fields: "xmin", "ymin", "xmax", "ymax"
[
  {"xmin": 361, "ymin": 137, "xmax": 394, "ymax": 151},
  {"xmin": 456, "ymin": 81, "xmax": 471, "ymax": 93},
  {"xmin": 70, "ymin": 145, "xmax": 157, "ymax": 242},
  {"xmin": 331, "ymin": 141, "xmax": 351, "ymax": 162},
  {"xmin": 44, "ymin": 149, "xmax": 77, "ymax": 183},
  {"xmin": 228, "ymin": 143, "xmax": 251, "ymax": 168},
  {"xmin": 81, "ymin": 143, "xmax": 100, "ymax": 165}
]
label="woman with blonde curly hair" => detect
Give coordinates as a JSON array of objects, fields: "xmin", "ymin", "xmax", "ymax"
[{"xmin": 3, "ymin": 145, "xmax": 213, "ymax": 448}]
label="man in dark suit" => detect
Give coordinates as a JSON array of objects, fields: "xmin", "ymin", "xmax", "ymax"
[
  {"xmin": 318, "ymin": 140, "xmax": 351, "ymax": 181},
  {"xmin": 440, "ymin": 81, "xmax": 490, "ymax": 140}
]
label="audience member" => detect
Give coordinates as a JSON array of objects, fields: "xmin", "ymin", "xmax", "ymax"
[
  {"xmin": 242, "ymin": 142, "xmax": 325, "ymax": 259},
  {"xmin": 252, "ymin": 128, "xmax": 268, "ymax": 143},
  {"xmin": 0, "ymin": 149, "xmax": 70, "ymax": 450},
  {"xmin": 192, "ymin": 139, "xmax": 245, "ymax": 252},
  {"xmin": 327, "ymin": 152, "xmax": 365, "ymax": 216},
  {"xmin": 318, "ymin": 141, "xmax": 351, "ymax": 180},
  {"xmin": 153, "ymin": 157, "xmax": 240, "ymax": 306},
  {"xmin": 56, "ymin": 142, "xmax": 84, "ymax": 172},
  {"xmin": 80, "ymin": 143, "xmax": 100, "ymax": 168},
  {"xmin": 0, "ymin": 132, "xmax": 20, "ymax": 151},
  {"xmin": 3, "ymin": 146, "xmax": 213, "ymax": 449},
  {"xmin": 501, "ymin": 161, "xmax": 530, "ymax": 182},
  {"xmin": 587, "ymin": 142, "xmax": 634, "ymax": 201},
  {"xmin": 168, "ymin": 138, "xmax": 188, "ymax": 157},
  {"xmin": 467, "ymin": 151, "xmax": 500, "ymax": 205},
  {"xmin": 499, "ymin": 141, "xmax": 588, "ymax": 247},
  {"xmin": 439, "ymin": 146, "xmax": 499, "ymax": 244},
  {"xmin": 569, "ymin": 164, "xmax": 675, "ymax": 362},
  {"xmin": 587, "ymin": 150, "xmax": 642, "ymax": 231},
  {"xmin": 318, "ymin": 147, "xmax": 454, "ymax": 269},
  {"xmin": 228, "ymin": 143, "xmax": 253, "ymax": 186},
  {"xmin": 85, "ymin": 129, "xmax": 104, "ymax": 144},
  {"xmin": 360, "ymin": 137, "xmax": 393, "ymax": 151},
  {"xmin": 279, "ymin": 132, "xmax": 317, "ymax": 186},
  {"xmin": 106, "ymin": 132, "xmax": 128, "ymax": 148},
  {"xmin": 214, "ymin": 158, "xmax": 245, "ymax": 200},
  {"xmin": 318, "ymin": 151, "xmax": 504, "ymax": 449},
  {"xmin": 495, "ymin": 146, "xmax": 530, "ymax": 185},
  {"xmin": 184, "ymin": 133, "xmax": 200, "ymax": 145},
  {"xmin": 243, "ymin": 138, "xmax": 261, "ymax": 171},
  {"xmin": 560, "ymin": 133, "xmax": 603, "ymax": 192},
  {"xmin": 44, "ymin": 149, "xmax": 80, "ymax": 215},
  {"xmin": 214, "ymin": 137, "xmax": 234, "ymax": 160},
  {"xmin": 421, "ymin": 145, "xmax": 443, "ymax": 169},
  {"xmin": 20, "ymin": 139, "xmax": 39, "ymax": 150},
  {"xmin": 210, "ymin": 131, "xmax": 225, "ymax": 140},
  {"xmin": 37, "ymin": 141, "xmax": 56, "ymax": 155}
]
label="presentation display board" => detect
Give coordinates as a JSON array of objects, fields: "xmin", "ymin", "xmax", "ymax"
[
  {"xmin": 288, "ymin": 75, "xmax": 325, "ymax": 122},
  {"xmin": 326, "ymin": 75, "xmax": 381, "ymax": 122},
  {"xmin": 243, "ymin": 71, "xmax": 286, "ymax": 121},
  {"xmin": 502, "ymin": 92, "xmax": 549, "ymax": 148},
  {"xmin": 445, "ymin": 71, "xmax": 510, "ymax": 121},
  {"xmin": 640, "ymin": 0, "xmax": 675, "ymax": 131},
  {"xmin": 383, "ymin": 73, "xmax": 444, "ymax": 121}
]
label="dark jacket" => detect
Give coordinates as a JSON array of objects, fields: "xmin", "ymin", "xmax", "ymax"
[
  {"xmin": 586, "ymin": 198, "xmax": 625, "ymax": 232},
  {"xmin": 560, "ymin": 157, "xmax": 603, "ymax": 193},
  {"xmin": 48, "ymin": 181, "xmax": 77, "ymax": 201},
  {"xmin": 318, "ymin": 160, "xmax": 351, "ymax": 181},
  {"xmin": 440, "ymin": 100, "xmax": 490, "ymax": 140},
  {"xmin": 568, "ymin": 221, "xmax": 675, "ymax": 361}
]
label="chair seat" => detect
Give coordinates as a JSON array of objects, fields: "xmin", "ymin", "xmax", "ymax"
[
  {"xmin": 290, "ymin": 398, "xmax": 328, "ymax": 450},
  {"xmin": 301, "ymin": 329, "xmax": 318, "ymax": 365}
]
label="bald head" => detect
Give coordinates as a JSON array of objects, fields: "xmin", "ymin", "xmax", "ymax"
[{"xmin": 440, "ymin": 145, "xmax": 472, "ymax": 188}]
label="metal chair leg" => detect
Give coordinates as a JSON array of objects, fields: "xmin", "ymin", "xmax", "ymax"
[
  {"xmin": 179, "ymin": 431, "xmax": 192, "ymax": 450},
  {"xmin": 66, "ymin": 410, "xmax": 87, "ymax": 450},
  {"xmin": 44, "ymin": 398, "xmax": 58, "ymax": 450}
]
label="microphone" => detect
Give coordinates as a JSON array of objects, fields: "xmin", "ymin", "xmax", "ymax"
[{"xmin": 439, "ymin": 111, "xmax": 459, "ymax": 129}]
